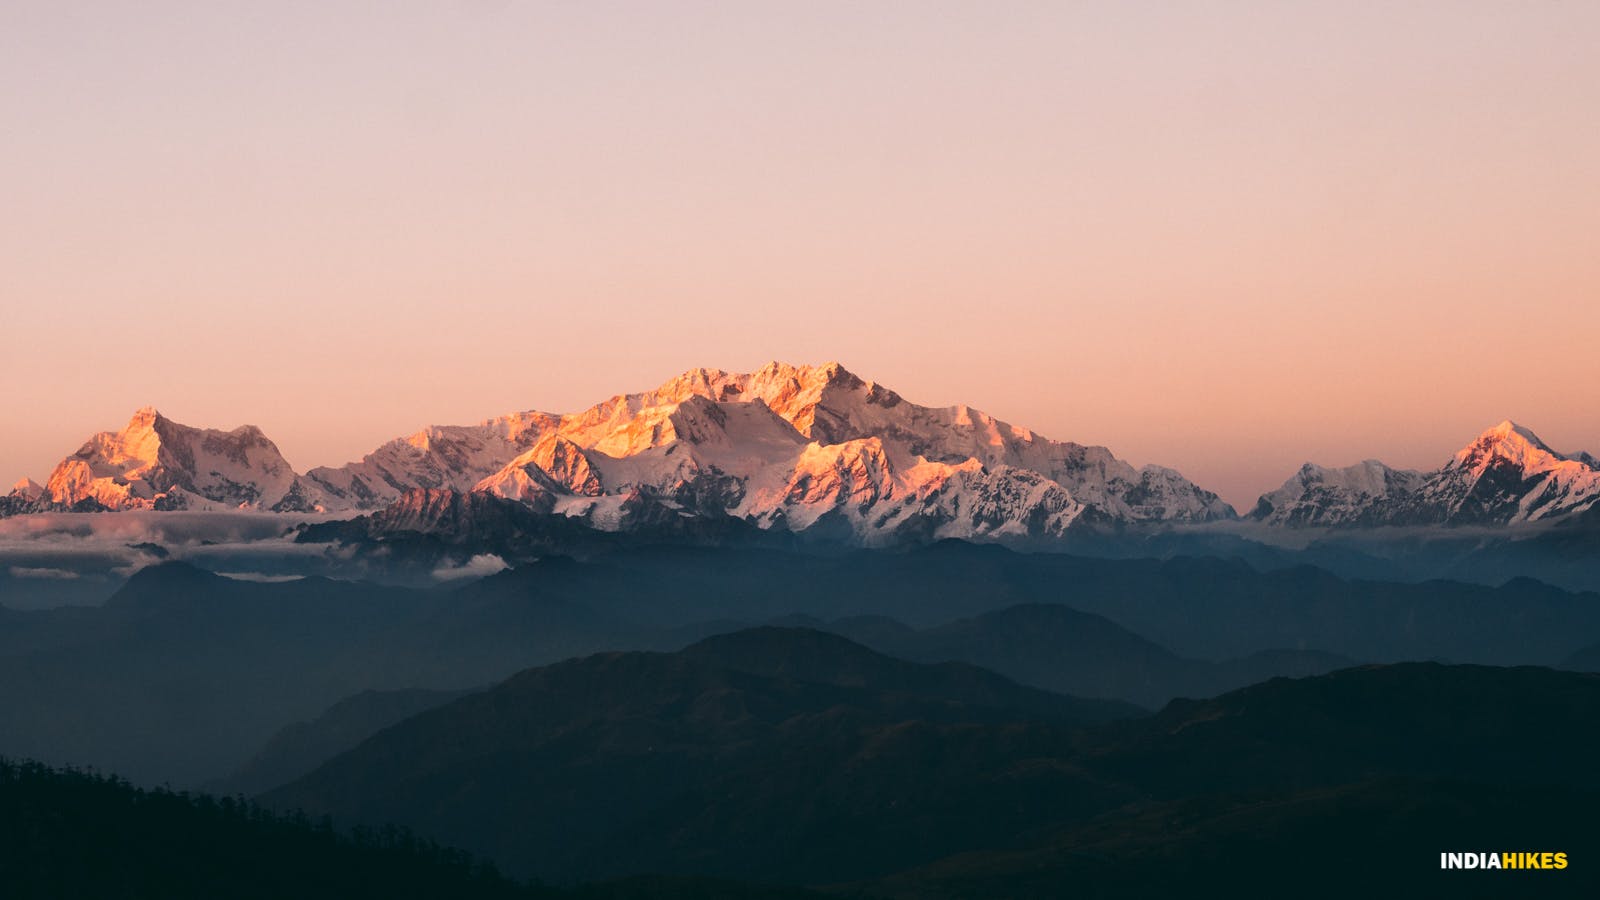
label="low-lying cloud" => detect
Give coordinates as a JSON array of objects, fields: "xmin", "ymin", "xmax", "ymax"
[
  {"xmin": 432, "ymin": 554, "xmax": 510, "ymax": 581},
  {"xmin": 0, "ymin": 511, "xmax": 347, "ymax": 606},
  {"xmin": 7, "ymin": 566, "xmax": 81, "ymax": 580}
]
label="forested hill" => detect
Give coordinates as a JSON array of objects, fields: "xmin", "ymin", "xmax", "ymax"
[{"xmin": 0, "ymin": 758, "xmax": 818, "ymax": 900}]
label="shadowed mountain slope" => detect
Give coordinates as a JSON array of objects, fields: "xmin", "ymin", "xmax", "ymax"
[
  {"xmin": 262, "ymin": 628, "xmax": 1137, "ymax": 882},
  {"xmin": 210, "ymin": 687, "xmax": 475, "ymax": 797},
  {"xmin": 263, "ymin": 645, "xmax": 1600, "ymax": 891},
  {"xmin": 809, "ymin": 603, "xmax": 1351, "ymax": 708}
]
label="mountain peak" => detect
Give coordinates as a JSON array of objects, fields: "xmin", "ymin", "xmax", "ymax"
[
  {"xmin": 1485, "ymin": 419, "xmax": 1547, "ymax": 447},
  {"xmin": 1455, "ymin": 419, "xmax": 1561, "ymax": 470},
  {"xmin": 751, "ymin": 359, "xmax": 854, "ymax": 381},
  {"xmin": 808, "ymin": 360, "xmax": 858, "ymax": 384},
  {"xmin": 1249, "ymin": 458, "xmax": 1425, "ymax": 526},
  {"xmin": 657, "ymin": 366, "xmax": 739, "ymax": 399},
  {"xmin": 105, "ymin": 560, "xmax": 226, "ymax": 610},
  {"xmin": 681, "ymin": 626, "xmax": 885, "ymax": 673},
  {"xmin": 745, "ymin": 359, "xmax": 865, "ymax": 391},
  {"xmin": 36, "ymin": 409, "xmax": 313, "ymax": 513}
]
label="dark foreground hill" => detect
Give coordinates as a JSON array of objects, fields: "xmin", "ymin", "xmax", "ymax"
[
  {"xmin": 866, "ymin": 778, "xmax": 1594, "ymax": 900},
  {"xmin": 0, "ymin": 758, "xmax": 825, "ymax": 900},
  {"xmin": 263, "ymin": 632, "xmax": 1600, "ymax": 895},
  {"xmin": 878, "ymin": 664, "xmax": 1600, "ymax": 897},
  {"xmin": 0, "ymin": 757, "xmax": 539, "ymax": 900},
  {"xmin": 262, "ymin": 628, "xmax": 1137, "ymax": 883}
]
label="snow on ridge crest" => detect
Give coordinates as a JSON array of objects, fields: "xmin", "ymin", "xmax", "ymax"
[
  {"xmin": 29, "ymin": 407, "xmax": 318, "ymax": 513},
  {"xmin": 10, "ymin": 362, "xmax": 1234, "ymax": 540},
  {"xmin": 1252, "ymin": 421, "xmax": 1600, "ymax": 527}
]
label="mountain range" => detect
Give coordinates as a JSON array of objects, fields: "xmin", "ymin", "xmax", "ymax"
[
  {"xmin": 257, "ymin": 630, "xmax": 1600, "ymax": 893},
  {"xmin": 6, "ymin": 363, "xmax": 1599, "ymax": 542},
  {"xmin": 1250, "ymin": 419, "xmax": 1600, "ymax": 527},
  {"xmin": 9, "ymin": 541, "xmax": 1600, "ymax": 788}
]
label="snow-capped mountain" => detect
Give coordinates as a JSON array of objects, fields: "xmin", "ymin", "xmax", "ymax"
[
  {"xmin": 1251, "ymin": 421, "xmax": 1600, "ymax": 527},
  {"xmin": 302, "ymin": 410, "xmax": 558, "ymax": 508},
  {"xmin": 12, "ymin": 374, "xmax": 1597, "ymax": 541},
  {"xmin": 14, "ymin": 408, "xmax": 323, "ymax": 513},
  {"xmin": 9, "ymin": 478, "xmax": 44, "ymax": 503},
  {"xmin": 6, "ymin": 363, "xmax": 1232, "ymax": 543},
  {"xmin": 306, "ymin": 362, "xmax": 1231, "ymax": 542},
  {"xmin": 1249, "ymin": 461, "xmax": 1427, "ymax": 527}
]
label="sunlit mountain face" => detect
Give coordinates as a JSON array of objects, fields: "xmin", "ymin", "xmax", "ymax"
[
  {"xmin": 9, "ymin": 363, "xmax": 1597, "ymax": 552},
  {"xmin": 5, "ymin": 362, "xmax": 1235, "ymax": 542},
  {"xmin": 25, "ymin": 407, "xmax": 314, "ymax": 513},
  {"xmin": 1252, "ymin": 420, "xmax": 1600, "ymax": 527}
]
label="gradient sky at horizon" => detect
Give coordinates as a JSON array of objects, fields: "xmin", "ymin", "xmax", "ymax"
[{"xmin": 3, "ymin": 1, "xmax": 1598, "ymax": 509}]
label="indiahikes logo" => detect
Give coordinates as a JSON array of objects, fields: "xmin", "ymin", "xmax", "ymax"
[{"xmin": 1441, "ymin": 852, "xmax": 1568, "ymax": 870}]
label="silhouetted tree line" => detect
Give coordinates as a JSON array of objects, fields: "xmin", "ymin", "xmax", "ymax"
[
  {"xmin": 0, "ymin": 757, "xmax": 547, "ymax": 899},
  {"xmin": 0, "ymin": 758, "xmax": 822, "ymax": 900}
]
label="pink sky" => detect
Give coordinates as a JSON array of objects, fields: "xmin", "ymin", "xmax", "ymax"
[{"xmin": 3, "ymin": 2, "xmax": 1598, "ymax": 509}]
